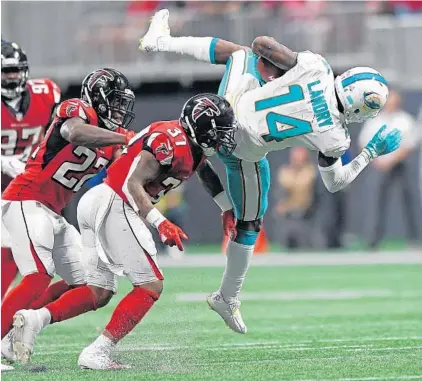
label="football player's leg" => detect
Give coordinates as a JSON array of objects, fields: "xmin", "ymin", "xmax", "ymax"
[
  {"xmin": 79, "ymin": 199, "xmax": 162, "ymax": 370},
  {"xmin": 1, "ymin": 220, "xmax": 18, "ymax": 300},
  {"xmin": 1, "ymin": 201, "xmax": 54, "ymax": 339},
  {"xmin": 30, "ymin": 222, "xmax": 86, "ymax": 309},
  {"xmin": 208, "ymin": 156, "xmax": 270, "ymax": 333},
  {"xmin": 12, "ymin": 193, "xmax": 114, "ymax": 364},
  {"xmin": 139, "ymin": 9, "xmax": 243, "ymax": 65}
]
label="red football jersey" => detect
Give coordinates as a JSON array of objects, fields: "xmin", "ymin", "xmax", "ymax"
[
  {"xmin": 3, "ymin": 98, "xmax": 124, "ymax": 214},
  {"xmin": 105, "ymin": 120, "xmax": 205, "ymax": 205},
  {"xmin": 1, "ymin": 78, "xmax": 61, "ymax": 190}
]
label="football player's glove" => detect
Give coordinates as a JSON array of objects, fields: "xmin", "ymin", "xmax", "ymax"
[
  {"xmin": 222, "ymin": 209, "xmax": 237, "ymax": 240},
  {"xmin": 364, "ymin": 124, "xmax": 402, "ymax": 159},
  {"xmin": 157, "ymin": 220, "xmax": 188, "ymax": 251}
]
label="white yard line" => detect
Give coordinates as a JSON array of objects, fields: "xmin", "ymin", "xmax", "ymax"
[
  {"xmin": 159, "ymin": 252, "xmax": 422, "ymax": 268},
  {"xmin": 176, "ymin": 290, "xmax": 422, "ymax": 302},
  {"xmin": 296, "ymin": 376, "xmax": 422, "ymax": 381}
]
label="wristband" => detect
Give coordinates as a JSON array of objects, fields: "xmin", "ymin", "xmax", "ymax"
[
  {"xmin": 145, "ymin": 208, "xmax": 166, "ymax": 228},
  {"xmin": 213, "ymin": 192, "xmax": 232, "ymax": 212}
]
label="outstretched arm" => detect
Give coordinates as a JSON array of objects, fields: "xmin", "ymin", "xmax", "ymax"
[
  {"xmin": 125, "ymin": 150, "xmax": 188, "ymax": 251},
  {"xmin": 251, "ymin": 36, "xmax": 298, "ymax": 72},
  {"xmin": 196, "ymin": 160, "xmax": 236, "ymax": 238},
  {"xmin": 60, "ymin": 117, "xmax": 130, "ymax": 148},
  {"xmin": 318, "ymin": 125, "xmax": 402, "ymax": 193}
]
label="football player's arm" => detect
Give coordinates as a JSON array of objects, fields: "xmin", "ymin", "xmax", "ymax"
[
  {"xmin": 318, "ymin": 125, "xmax": 403, "ymax": 193},
  {"xmin": 126, "ymin": 150, "xmax": 188, "ymax": 250},
  {"xmin": 60, "ymin": 117, "xmax": 129, "ymax": 148},
  {"xmin": 251, "ymin": 36, "xmax": 298, "ymax": 71},
  {"xmin": 196, "ymin": 160, "xmax": 236, "ymax": 238}
]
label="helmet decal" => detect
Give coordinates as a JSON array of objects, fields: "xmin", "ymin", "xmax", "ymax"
[
  {"xmin": 192, "ymin": 97, "xmax": 221, "ymax": 122},
  {"xmin": 87, "ymin": 69, "xmax": 114, "ymax": 91},
  {"xmin": 363, "ymin": 91, "xmax": 382, "ymax": 110}
]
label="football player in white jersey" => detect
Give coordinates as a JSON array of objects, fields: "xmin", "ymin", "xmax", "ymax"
[{"xmin": 140, "ymin": 9, "xmax": 402, "ymax": 334}]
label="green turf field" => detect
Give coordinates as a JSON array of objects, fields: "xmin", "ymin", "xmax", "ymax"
[{"xmin": 3, "ymin": 260, "xmax": 422, "ymax": 381}]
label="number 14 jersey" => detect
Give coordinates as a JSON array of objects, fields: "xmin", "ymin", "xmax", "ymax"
[
  {"xmin": 3, "ymin": 98, "xmax": 123, "ymax": 214},
  {"xmin": 230, "ymin": 51, "xmax": 351, "ymax": 162}
]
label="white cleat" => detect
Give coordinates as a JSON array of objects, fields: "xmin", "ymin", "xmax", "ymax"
[
  {"xmin": 78, "ymin": 342, "xmax": 130, "ymax": 370},
  {"xmin": 1, "ymin": 330, "xmax": 16, "ymax": 363},
  {"xmin": 139, "ymin": 8, "xmax": 171, "ymax": 52},
  {"xmin": 1, "ymin": 363, "xmax": 15, "ymax": 372},
  {"xmin": 206, "ymin": 291, "xmax": 247, "ymax": 334},
  {"xmin": 12, "ymin": 310, "xmax": 43, "ymax": 364}
]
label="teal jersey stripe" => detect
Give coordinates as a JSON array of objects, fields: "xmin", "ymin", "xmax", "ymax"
[{"xmin": 342, "ymin": 73, "xmax": 388, "ymax": 88}]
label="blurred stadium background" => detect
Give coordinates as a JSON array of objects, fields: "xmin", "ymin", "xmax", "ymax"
[{"xmin": 3, "ymin": 0, "xmax": 422, "ymax": 252}]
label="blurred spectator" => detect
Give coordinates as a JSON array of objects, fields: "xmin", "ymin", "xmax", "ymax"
[
  {"xmin": 359, "ymin": 90, "xmax": 420, "ymax": 249},
  {"xmin": 417, "ymin": 104, "xmax": 422, "ymax": 210},
  {"xmin": 274, "ymin": 147, "xmax": 323, "ymax": 250}
]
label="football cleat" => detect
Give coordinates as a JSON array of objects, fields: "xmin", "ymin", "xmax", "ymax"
[
  {"xmin": 78, "ymin": 342, "xmax": 130, "ymax": 370},
  {"xmin": 1, "ymin": 330, "xmax": 16, "ymax": 363},
  {"xmin": 12, "ymin": 310, "xmax": 43, "ymax": 364},
  {"xmin": 1, "ymin": 363, "xmax": 15, "ymax": 372},
  {"xmin": 139, "ymin": 9, "xmax": 171, "ymax": 52},
  {"xmin": 206, "ymin": 291, "xmax": 247, "ymax": 334}
]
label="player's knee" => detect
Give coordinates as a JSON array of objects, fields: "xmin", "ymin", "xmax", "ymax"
[
  {"xmin": 234, "ymin": 219, "xmax": 262, "ymax": 246},
  {"xmin": 88, "ymin": 285, "xmax": 113, "ymax": 308},
  {"xmin": 140, "ymin": 279, "xmax": 163, "ymax": 298}
]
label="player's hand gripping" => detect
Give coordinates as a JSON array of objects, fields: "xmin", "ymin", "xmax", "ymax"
[
  {"xmin": 365, "ymin": 124, "xmax": 402, "ymax": 159},
  {"xmin": 222, "ymin": 209, "xmax": 237, "ymax": 240},
  {"xmin": 157, "ymin": 219, "xmax": 188, "ymax": 251}
]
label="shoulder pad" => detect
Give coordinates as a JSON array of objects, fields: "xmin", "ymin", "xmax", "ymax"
[
  {"xmin": 56, "ymin": 98, "xmax": 98, "ymax": 125},
  {"xmin": 28, "ymin": 78, "xmax": 61, "ymax": 105},
  {"xmin": 145, "ymin": 132, "xmax": 174, "ymax": 166}
]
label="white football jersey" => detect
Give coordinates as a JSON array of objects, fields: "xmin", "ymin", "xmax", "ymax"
[{"xmin": 228, "ymin": 51, "xmax": 351, "ymax": 162}]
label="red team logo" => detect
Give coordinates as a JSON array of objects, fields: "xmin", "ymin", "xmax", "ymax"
[
  {"xmin": 192, "ymin": 97, "xmax": 221, "ymax": 121},
  {"xmin": 87, "ymin": 70, "xmax": 114, "ymax": 91}
]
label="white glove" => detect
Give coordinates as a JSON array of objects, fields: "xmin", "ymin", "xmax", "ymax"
[{"xmin": 1, "ymin": 155, "xmax": 26, "ymax": 178}]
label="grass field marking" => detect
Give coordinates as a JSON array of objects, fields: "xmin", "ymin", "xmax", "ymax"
[
  {"xmin": 176, "ymin": 289, "xmax": 422, "ymax": 302},
  {"xmin": 295, "ymin": 376, "xmax": 422, "ymax": 381}
]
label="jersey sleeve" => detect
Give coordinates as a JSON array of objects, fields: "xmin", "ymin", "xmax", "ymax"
[
  {"xmin": 44, "ymin": 78, "xmax": 61, "ymax": 106},
  {"xmin": 143, "ymin": 132, "xmax": 175, "ymax": 166},
  {"xmin": 56, "ymin": 98, "xmax": 98, "ymax": 125}
]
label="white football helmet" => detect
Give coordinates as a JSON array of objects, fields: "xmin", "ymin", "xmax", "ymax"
[{"xmin": 335, "ymin": 67, "xmax": 389, "ymax": 124}]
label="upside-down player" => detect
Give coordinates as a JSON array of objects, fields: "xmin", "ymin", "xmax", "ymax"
[
  {"xmin": 1, "ymin": 68, "xmax": 136, "ymax": 363},
  {"xmin": 140, "ymin": 9, "xmax": 403, "ymax": 334},
  {"xmin": 1, "ymin": 40, "xmax": 61, "ymax": 303},
  {"xmin": 11, "ymin": 94, "xmax": 237, "ymax": 369}
]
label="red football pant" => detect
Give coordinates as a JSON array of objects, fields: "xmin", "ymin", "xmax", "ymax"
[
  {"xmin": 1, "ymin": 247, "xmax": 18, "ymax": 300},
  {"xmin": 1, "ymin": 273, "xmax": 51, "ymax": 338},
  {"xmin": 105, "ymin": 287, "xmax": 159, "ymax": 343}
]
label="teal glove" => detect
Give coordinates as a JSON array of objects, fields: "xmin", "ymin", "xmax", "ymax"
[{"xmin": 365, "ymin": 124, "xmax": 403, "ymax": 159}]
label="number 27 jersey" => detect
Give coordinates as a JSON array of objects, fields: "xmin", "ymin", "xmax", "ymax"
[
  {"xmin": 2, "ymin": 99, "xmax": 122, "ymax": 214},
  {"xmin": 231, "ymin": 51, "xmax": 351, "ymax": 162}
]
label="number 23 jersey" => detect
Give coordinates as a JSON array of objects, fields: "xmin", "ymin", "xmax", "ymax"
[
  {"xmin": 2, "ymin": 98, "xmax": 123, "ymax": 214},
  {"xmin": 105, "ymin": 120, "xmax": 205, "ymax": 205},
  {"xmin": 229, "ymin": 51, "xmax": 351, "ymax": 162}
]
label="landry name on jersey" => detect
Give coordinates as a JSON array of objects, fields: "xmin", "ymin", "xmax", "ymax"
[
  {"xmin": 1, "ymin": 78, "xmax": 61, "ymax": 189},
  {"xmin": 105, "ymin": 120, "xmax": 205, "ymax": 205},
  {"xmin": 230, "ymin": 52, "xmax": 351, "ymax": 162},
  {"xmin": 3, "ymin": 98, "xmax": 123, "ymax": 214}
]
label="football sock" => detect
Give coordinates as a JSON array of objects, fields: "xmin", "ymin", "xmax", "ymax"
[
  {"xmin": 105, "ymin": 287, "xmax": 159, "ymax": 343},
  {"xmin": 29, "ymin": 280, "xmax": 71, "ymax": 309},
  {"xmin": 1, "ymin": 247, "xmax": 18, "ymax": 300},
  {"xmin": 219, "ymin": 240, "xmax": 254, "ymax": 303},
  {"xmin": 1, "ymin": 273, "xmax": 51, "ymax": 338},
  {"xmin": 45, "ymin": 285, "xmax": 97, "ymax": 324},
  {"xmin": 167, "ymin": 37, "xmax": 217, "ymax": 63}
]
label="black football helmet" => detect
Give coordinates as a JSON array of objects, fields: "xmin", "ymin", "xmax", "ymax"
[
  {"xmin": 180, "ymin": 93, "xmax": 237, "ymax": 156},
  {"xmin": 1, "ymin": 40, "xmax": 29, "ymax": 99},
  {"xmin": 81, "ymin": 68, "xmax": 135, "ymax": 130}
]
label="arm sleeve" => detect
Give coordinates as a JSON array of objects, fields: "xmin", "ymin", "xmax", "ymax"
[{"xmin": 318, "ymin": 149, "xmax": 372, "ymax": 193}]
